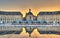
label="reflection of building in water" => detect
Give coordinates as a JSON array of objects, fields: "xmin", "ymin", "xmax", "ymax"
[{"xmin": 0, "ymin": 11, "xmax": 23, "ymax": 23}]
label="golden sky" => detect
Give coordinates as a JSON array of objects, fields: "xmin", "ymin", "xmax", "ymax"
[{"xmin": 0, "ymin": 0, "xmax": 60, "ymax": 17}]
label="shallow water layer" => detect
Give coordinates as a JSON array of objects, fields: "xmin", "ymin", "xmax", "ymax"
[{"xmin": 0, "ymin": 28, "xmax": 60, "ymax": 38}]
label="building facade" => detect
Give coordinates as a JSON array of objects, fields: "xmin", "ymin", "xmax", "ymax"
[
  {"xmin": 37, "ymin": 11, "xmax": 60, "ymax": 24},
  {"xmin": 0, "ymin": 9, "xmax": 60, "ymax": 24},
  {"xmin": 25, "ymin": 9, "xmax": 36, "ymax": 21},
  {"xmin": 0, "ymin": 11, "xmax": 23, "ymax": 23}
]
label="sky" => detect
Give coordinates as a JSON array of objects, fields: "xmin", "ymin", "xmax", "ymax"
[{"xmin": 0, "ymin": 0, "xmax": 60, "ymax": 17}]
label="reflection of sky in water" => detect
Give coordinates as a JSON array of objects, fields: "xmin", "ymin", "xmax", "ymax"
[
  {"xmin": 19, "ymin": 28, "xmax": 60, "ymax": 37},
  {"xmin": 20, "ymin": 28, "xmax": 40, "ymax": 37}
]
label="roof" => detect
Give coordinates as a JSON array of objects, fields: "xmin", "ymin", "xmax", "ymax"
[
  {"xmin": 38, "ymin": 11, "xmax": 60, "ymax": 15},
  {"xmin": 26, "ymin": 12, "xmax": 33, "ymax": 15},
  {"xmin": 0, "ymin": 11, "xmax": 22, "ymax": 15},
  {"xmin": 26, "ymin": 9, "xmax": 33, "ymax": 15}
]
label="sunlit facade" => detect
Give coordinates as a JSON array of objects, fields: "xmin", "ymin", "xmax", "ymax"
[
  {"xmin": 1, "ymin": 9, "xmax": 59, "ymax": 25},
  {"xmin": 37, "ymin": 11, "xmax": 60, "ymax": 24},
  {"xmin": 25, "ymin": 9, "xmax": 35, "ymax": 21},
  {"xmin": 0, "ymin": 11, "xmax": 23, "ymax": 23},
  {"xmin": 0, "ymin": 9, "xmax": 60, "ymax": 25}
]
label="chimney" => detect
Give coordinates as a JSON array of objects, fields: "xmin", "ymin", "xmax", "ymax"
[{"xmin": 29, "ymin": 9, "xmax": 31, "ymax": 12}]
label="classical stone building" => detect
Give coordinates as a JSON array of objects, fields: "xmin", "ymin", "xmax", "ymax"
[
  {"xmin": 0, "ymin": 11, "xmax": 23, "ymax": 23},
  {"xmin": 25, "ymin": 9, "xmax": 36, "ymax": 21},
  {"xmin": 37, "ymin": 11, "xmax": 60, "ymax": 23},
  {"xmin": 0, "ymin": 9, "xmax": 60, "ymax": 24}
]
